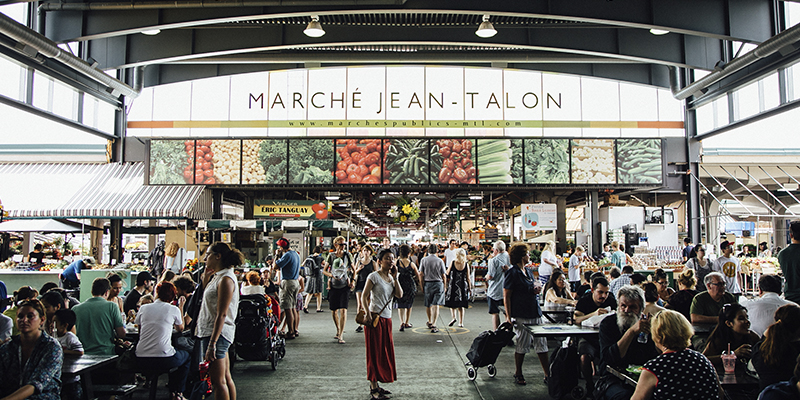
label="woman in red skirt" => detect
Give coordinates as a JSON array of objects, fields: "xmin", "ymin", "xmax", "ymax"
[{"xmin": 362, "ymin": 248, "xmax": 404, "ymax": 400}]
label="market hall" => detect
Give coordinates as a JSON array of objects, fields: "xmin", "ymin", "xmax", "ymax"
[{"xmin": 1, "ymin": 1, "xmax": 800, "ymax": 399}]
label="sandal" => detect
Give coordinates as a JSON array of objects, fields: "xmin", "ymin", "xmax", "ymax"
[
  {"xmin": 377, "ymin": 387, "xmax": 391, "ymax": 395},
  {"xmin": 448, "ymin": 319, "xmax": 457, "ymax": 327},
  {"xmin": 405, "ymin": 323, "xmax": 412, "ymax": 328},
  {"xmin": 513, "ymin": 374, "xmax": 526, "ymax": 385},
  {"xmin": 426, "ymin": 322, "xmax": 433, "ymax": 328},
  {"xmin": 369, "ymin": 388, "xmax": 389, "ymax": 400},
  {"xmin": 430, "ymin": 326, "xmax": 439, "ymax": 333},
  {"xmin": 338, "ymin": 338, "xmax": 346, "ymax": 344}
]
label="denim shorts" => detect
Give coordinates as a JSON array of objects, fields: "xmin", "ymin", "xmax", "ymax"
[{"xmin": 200, "ymin": 335, "xmax": 231, "ymax": 360}]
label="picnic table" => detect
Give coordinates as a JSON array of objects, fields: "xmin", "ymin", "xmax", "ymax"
[
  {"xmin": 607, "ymin": 365, "xmax": 760, "ymax": 391},
  {"xmin": 61, "ymin": 354, "xmax": 118, "ymax": 400},
  {"xmin": 526, "ymin": 323, "xmax": 600, "ymax": 338}
]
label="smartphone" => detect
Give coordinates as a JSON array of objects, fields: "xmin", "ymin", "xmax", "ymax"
[{"xmin": 391, "ymin": 266, "xmax": 397, "ymax": 274}]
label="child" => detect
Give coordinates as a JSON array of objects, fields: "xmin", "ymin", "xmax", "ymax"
[
  {"xmin": 138, "ymin": 294, "xmax": 154, "ymax": 306},
  {"xmin": 54, "ymin": 309, "xmax": 84, "ymax": 400}
]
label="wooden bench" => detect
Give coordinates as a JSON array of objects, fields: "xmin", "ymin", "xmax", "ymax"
[{"xmin": 93, "ymin": 384, "xmax": 137, "ymax": 398}]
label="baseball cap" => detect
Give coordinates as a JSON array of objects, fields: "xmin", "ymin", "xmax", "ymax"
[
  {"xmin": 83, "ymin": 257, "xmax": 96, "ymax": 266},
  {"xmin": 136, "ymin": 271, "xmax": 155, "ymax": 286}
]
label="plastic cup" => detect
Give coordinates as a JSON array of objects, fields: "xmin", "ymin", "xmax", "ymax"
[{"xmin": 721, "ymin": 352, "xmax": 736, "ymax": 374}]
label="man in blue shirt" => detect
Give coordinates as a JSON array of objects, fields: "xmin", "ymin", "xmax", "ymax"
[
  {"xmin": 60, "ymin": 257, "xmax": 95, "ymax": 289},
  {"xmin": 274, "ymin": 237, "xmax": 300, "ymax": 340},
  {"xmin": 485, "ymin": 240, "xmax": 509, "ymax": 331}
]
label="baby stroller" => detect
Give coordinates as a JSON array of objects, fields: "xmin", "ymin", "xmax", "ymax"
[
  {"xmin": 234, "ymin": 294, "xmax": 285, "ymax": 370},
  {"xmin": 464, "ymin": 322, "xmax": 515, "ymax": 380}
]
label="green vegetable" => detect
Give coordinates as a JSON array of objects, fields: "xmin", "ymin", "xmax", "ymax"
[
  {"xmin": 510, "ymin": 139, "xmax": 523, "ymax": 184},
  {"xmin": 617, "ymin": 139, "xmax": 662, "ymax": 184},
  {"xmin": 476, "ymin": 138, "xmax": 512, "ymax": 184},
  {"xmin": 479, "ymin": 161, "xmax": 513, "ymax": 177},
  {"xmin": 149, "ymin": 140, "xmax": 188, "ymax": 184},
  {"xmin": 525, "ymin": 139, "xmax": 569, "ymax": 184},
  {"xmin": 386, "ymin": 139, "xmax": 428, "ymax": 185},
  {"xmin": 477, "ymin": 140, "xmax": 511, "ymax": 155},
  {"xmin": 259, "ymin": 139, "xmax": 287, "ymax": 184},
  {"xmin": 289, "ymin": 139, "xmax": 333, "ymax": 184}
]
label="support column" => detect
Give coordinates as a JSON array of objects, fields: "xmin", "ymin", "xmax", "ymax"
[
  {"xmin": 553, "ymin": 196, "xmax": 567, "ymax": 254},
  {"xmin": 684, "ymin": 68, "xmax": 702, "ymax": 245},
  {"xmin": 590, "ymin": 191, "xmax": 601, "ymax": 256},
  {"xmin": 109, "ymin": 219, "xmax": 123, "ymax": 264},
  {"xmin": 244, "ymin": 196, "xmax": 254, "ymax": 220},
  {"xmin": 22, "ymin": 232, "xmax": 33, "ymax": 258},
  {"xmin": 212, "ymin": 190, "xmax": 223, "ymax": 219},
  {"xmin": 148, "ymin": 219, "xmax": 157, "ymax": 251},
  {"xmin": 89, "ymin": 220, "xmax": 103, "ymax": 262}
]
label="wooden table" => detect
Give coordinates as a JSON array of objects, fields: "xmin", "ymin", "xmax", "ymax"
[
  {"xmin": 61, "ymin": 354, "xmax": 118, "ymax": 400},
  {"xmin": 541, "ymin": 309, "xmax": 571, "ymax": 323},
  {"xmin": 692, "ymin": 324, "xmax": 715, "ymax": 336},
  {"xmin": 607, "ymin": 365, "xmax": 760, "ymax": 390},
  {"xmin": 526, "ymin": 323, "xmax": 600, "ymax": 338}
]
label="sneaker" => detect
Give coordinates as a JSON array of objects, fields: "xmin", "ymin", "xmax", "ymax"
[{"xmin": 355, "ymin": 326, "xmax": 364, "ymax": 333}]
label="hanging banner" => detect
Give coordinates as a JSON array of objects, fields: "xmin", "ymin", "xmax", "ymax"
[
  {"xmin": 364, "ymin": 227, "xmax": 388, "ymax": 237},
  {"xmin": 254, "ymin": 200, "xmax": 329, "ymax": 219},
  {"xmin": 521, "ymin": 204, "xmax": 557, "ymax": 231}
]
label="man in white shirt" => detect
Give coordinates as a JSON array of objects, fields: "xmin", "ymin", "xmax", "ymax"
[
  {"xmin": 443, "ymin": 239, "xmax": 458, "ymax": 269},
  {"xmin": 485, "ymin": 240, "xmax": 509, "ymax": 330},
  {"xmin": 712, "ymin": 241, "xmax": 743, "ymax": 298},
  {"xmin": 741, "ymin": 274, "xmax": 796, "ymax": 337}
]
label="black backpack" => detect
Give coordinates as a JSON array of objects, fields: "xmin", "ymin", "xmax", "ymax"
[
  {"xmin": 548, "ymin": 342, "xmax": 583, "ymax": 399},
  {"xmin": 148, "ymin": 241, "xmax": 166, "ymax": 277}
]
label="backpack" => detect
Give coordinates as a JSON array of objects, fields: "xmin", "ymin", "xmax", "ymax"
[
  {"xmin": 330, "ymin": 256, "xmax": 351, "ymax": 289},
  {"xmin": 148, "ymin": 241, "xmax": 165, "ymax": 277},
  {"xmin": 548, "ymin": 340, "xmax": 582, "ymax": 399},
  {"xmin": 302, "ymin": 257, "xmax": 316, "ymax": 278}
]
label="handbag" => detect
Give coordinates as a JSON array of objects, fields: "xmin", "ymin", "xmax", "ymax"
[
  {"xmin": 355, "ymin": 298, "xmax": 392, "ymax": 327},
  {"xmin": 188, "ymin": 361, "xmax": 213, "ymax": 400},
  {"xmin": 115, "ymin": 340, "xmax": 138, "ymax": 372}
]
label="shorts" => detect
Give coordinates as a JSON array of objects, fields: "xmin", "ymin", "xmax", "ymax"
[
  {"xmin": 200, "ymin": 335, "xmax": 231, "ymax": 360},
  {"xmin": 487, "ymin": 297, "xmax": 502, "ymax": 314},
  {"xmin": 279, "ymin": 279, "xmax": 301, "ymax": 310},
  {"xmin": 328, "ymin": 287, "xmax": 350, "ymax": 310},
  {"xmin": 424, "ymin": 281, "xmax": 445, "ymax": 307},
  {"xmin": 578, "ymin": 338, "xmax": 600, "ymax": 362},
  {"xmin": 513, "ymin": 317, "xmax": 548, "ymax": 355}
]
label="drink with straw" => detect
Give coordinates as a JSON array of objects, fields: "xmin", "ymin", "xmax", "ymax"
[{"xmin": 721, "ymin": 343, "xmax": 737, "ymax": 374}]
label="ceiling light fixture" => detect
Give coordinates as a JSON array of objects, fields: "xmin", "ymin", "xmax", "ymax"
[
  {"xmin": 141, "ymin": 29, "xmax": 161, "ymax": 36},
  {"xmin": 475, "ymin": 15, "xmax": 497, "ymax": 38},
  {"xmin": 649, "ymin": 29, "xmax": 670, "ymax": 36},
  {"xmin": 325, "ymin": 192, "xmax": 340, "ymax": 200},
  {"xmin": 304, "ymin": 15, "xmax": 326, "ymax": 38}
]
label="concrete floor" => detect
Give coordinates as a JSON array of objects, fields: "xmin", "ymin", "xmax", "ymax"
[{"xmin": 137, "ymin": 296, "xmax": 558, "ymax": 400}]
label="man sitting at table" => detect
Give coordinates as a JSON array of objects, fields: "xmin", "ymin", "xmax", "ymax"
[
  {"xmin": 690, "ymin": 272, "xmax": 736, "ymax": 325},
  {"xmin": 596, "ymin": 285, "xmax": 659, "ymax": 400},
  {"xmin": 574, "ymin": 276, "xmax": 617, "ymax": 395},
  {"xmin": 741, "ymin": 274, "xmax": 795, "ymax": 337},
  {"xmin": 73, "ymin": 278, "xmax": 127, "ymax": 356},
  {"xmin": 609, "ymin": 266, "xmax": 633, "ymax": 296}
]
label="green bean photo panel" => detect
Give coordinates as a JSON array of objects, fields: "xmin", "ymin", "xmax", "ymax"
[{"xmin": 616, "ymin": 139, "xmax": 663, "ymax": 184}]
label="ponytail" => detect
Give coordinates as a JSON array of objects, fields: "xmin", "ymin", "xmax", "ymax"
[
  {"xmin": 207, "ymin": 242, "xmax": 245, "ymax": 269},
  {"xmin": 761, "ymin": 304, "xmax": 800, "ymax": 366}
]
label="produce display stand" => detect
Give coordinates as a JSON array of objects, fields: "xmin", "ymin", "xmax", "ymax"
[{"xmin": 0, "ymin": 269, "xmax": 62, "ymax": 294}]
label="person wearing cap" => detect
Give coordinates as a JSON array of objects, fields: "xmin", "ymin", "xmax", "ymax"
[
  {"xmin": 123, "ymin": 271, "xmax": 156, "ymax": 315},
  {"xmin": 274, "ymin": 237, "xmax": 301, "ymax": 340},
  {"xmin": 60, "ymin": 257, "xmax": 95, "ymax": 290}
]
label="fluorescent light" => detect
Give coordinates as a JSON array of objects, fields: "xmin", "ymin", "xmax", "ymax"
[
  {"xmin": 304, "ymin": 16, "xmax": 325, "ymax": 38},
  {"xmin": 325, "ymin": 192, "xmax": 340, "ymax": 200},
  {"xmin": 476, "ymin": 15, "xmax": 497, "ymax": 38},
  {"xmin": 141, "ymin": 29, "xmax": 161, "ymax": 36},
  {"xmin": 469, "ymin": 195, "xmax": 483, "ymax": 200},
  {"xmin": 649, "ymin": 29, "xmax": 669, "ymax": 36},
  {"xmin": 459, "ymin": 202, "xmax": 471, "ymax": 207}
]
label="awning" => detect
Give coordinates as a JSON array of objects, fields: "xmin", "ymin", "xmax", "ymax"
[
  {"xmin": 0, "ymin": 218, "xmax": 102, "ymax": 233},
  {"xmin": 0, "ymin": 162, "xmax": 212, "ymax": 219}
]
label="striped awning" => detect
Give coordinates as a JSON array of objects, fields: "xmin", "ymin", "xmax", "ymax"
[{"xmin": 0, "ymin": 162, "xmax": 211, "ymax": 219}]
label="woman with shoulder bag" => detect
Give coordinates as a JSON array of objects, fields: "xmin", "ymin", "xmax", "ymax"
[
  {"xmin": 354, "ymin": 245, "xmax": 377, "ymax": 333},
  {"xmin": 362, "ymin": 249, "xmax": 403, "ymax": 400}
]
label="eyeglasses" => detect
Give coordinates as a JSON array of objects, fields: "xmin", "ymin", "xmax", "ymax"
[{"xmin": 708, "ymin": 282, "xmax": 726, "ymax": 287}]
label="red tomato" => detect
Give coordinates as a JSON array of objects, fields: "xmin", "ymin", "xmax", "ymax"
[
  {"xmin": 194, "ymin": 170, "xmax": 204, "ymax": 183},
  {"xmin": 337, "ymin": 139, "xmax": 348, "ymax": 145},
  {"xmin": 199, "ymin": 145, "xmax": 210, "ymax": 153},
  {"xmin": 183, "ymin": 168, "xmax": 193, "ymax": 180},
  {"xmin": 383, "ymin": 179, "xmax": 389, "ymax": 184},
  {"xmin": 195, "ymin": 148, "xmax": 204, "ymax": 158},
  {"xmin": 195, "ymin": 162, "xmax": 205, "ymax": 170},
  {"xmin": 348, "ymin": 173, "xmax": 361, "ymax": 183},
  {"xmin": 203, "ymin": 169, "xmax": 214, "ymax": 177},
  {"xmin": 357, "ymin": 157, "xmax": 369, "ymax": 166},
  {"xmin": 204, "ymin": 153, "xmax": 213, "ymax": 161},
  {"xmin": 203, "ymin": 162, "xmax": 212, "ymax": 170},
  {"xmin": 204, "ymin": 177, "xmax": 216, "ymax": 184},
  {"xmin": 202, "ymin": 140, "xmax": 212, "ymax": 146},
  {"xmin": 335, "ymin": 170, "xmax": 347, "ymax": 182},
  {"xmin": 337, "ymin": 161, "xmax": 348, "ymax": 171},
  {"xmin": 316, "ymin": 209, "xmax": 328, "ymax": 219},
  {"xmin": 346, "ymin": 143, "xmax": 358, "ymax": 153},
  {"xmin": 184, "ymin": 140, "xmax": 193, "ymax": 147},
  {"xmin": 356, "ymin": 165, "xmax": 369, "ymax": 177},
  {"xmin": 362, "ymin": 175, "xmax": 379, "ymax": 184},
  {"xmin": 351, "ymin": 152, "xmax": 362, "ymax": 162},
  {"xmin": 318, "ymin": 202, "xmax": 326, "ymax": 211},
  {"xmin": 371, "ymin": 166, "xmax": 381, "ymax": 177},
  {"xmin": 346, "ymin": 164, "xmax": 359, "ymax": 175}
]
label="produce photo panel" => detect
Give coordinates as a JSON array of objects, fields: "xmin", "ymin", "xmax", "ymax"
[
  {"xmin": 525, "ymin": 139, "xmax": 570, "ymax": 184},
  {"xmin": 616, "ymin": 139, "xmax": 663, "ymax": 184},
  {"xmin": 289, "ymin": 139, "xmax": 334, "ymax": 185},
  {"xmin": 476, "ymin": 139, "xmax": 512, "ymax": 184},
  {"xmin": 433, "ymin": 138, "xmax": 475, "ymax": 185},
  {"xmin": 242, "ymin": 140, "xmax": 268, "ymax": 185},
  {"xmin": 259, "ymin": 139, "xmax": 288, "ymax": 184},
  {"xmin": 149, "ymin": 140, "xmax": 192, "ymax": 185},
  {"xmin": 198, "ymin": 140, "xmax": 241, "ymax": 185},
  {"xmin": 335, "ymin": 139, "xmax": 383, "ymax": 184},
  {"xmin": 510, "ymin": 139, "xmax": 524, "ymax": 184},
  {"xmin": 384, "ymin": 138, "xmax": 429, "ymax": 185},
  {"xmin": 571, "ymin": 139, "xmax": 616, "ymax": 184}
]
